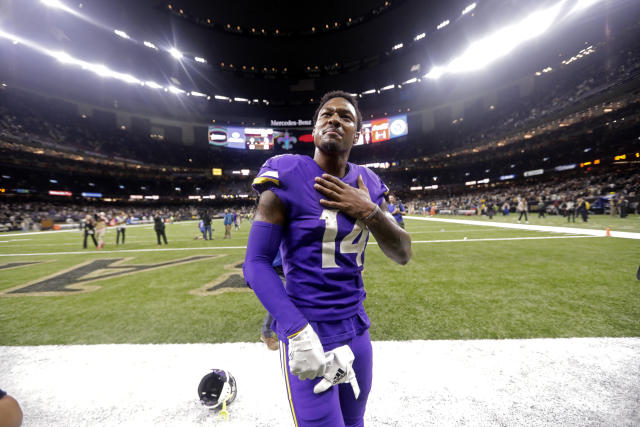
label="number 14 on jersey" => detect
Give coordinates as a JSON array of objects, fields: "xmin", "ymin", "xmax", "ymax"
[{"xmin": 320, "ymin": 209, "xmax": 369, "ymax": 269}]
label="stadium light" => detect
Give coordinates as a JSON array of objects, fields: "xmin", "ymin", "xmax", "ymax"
[
  {"xmin": 169, "ymin": 47, "xmax": 183, "ymax": 60},
  {"xmin": 1, "ymin": 29, "xmax": 259, "ymax": 102},
  {"xmin": 41, "ymin": 0, "xmax": 72, "ymax": 12},
  {"xmin": 114, "ymin": 30, "xmax": 130, "ymax": 40},
  {"xmin": 143, "ymin": 41, "xmax": 158, "ymax": 50},
  {"xmin": 462, "ymin": 3, "xmax": 476, "ymax": 15},
  {"xmin": 194, "ymin": 56, "xmax": 207, "ymax": 63},
  {"xmin": 425, "ymin": 1, "xmax": 565, "ymax": 79},
  {"xmin": 403, "ymin": 78, "xmax": 418, "ymax": 84},
  {"xmin": 234, "ymin": 97, "xmax": 249, "ymax": 102},
  {"xmin": 414, "ymin": 33, "xmax": 426, "ymax": 41},
  {"xmin": 361, "ymin": 89, "xmax": 376, "ymax": 95},
  {"xmin": 380, "ymin": 84, "xmax": 395, "ymax": 91},
  {"xmin": 424, "ymin": 66, "xmax": 445, "ymax": 79},
  {"xmin": 214, "ymin": 95, "xmax": 230, "ymax": 100},
  {"xmin": 437, "ymin": 20, "xmax": 450, "ymax": 30},
  {"xmin": 568, "ymin": 0, "xmax": 603, "ymax": 15},
  {"xmin": 40, "ymin": 0, "xmax": 84, "ymax": 18},
  {"xmin": 0, "ymin": 30, "xmax": 28, "ymax": 48},
  {"xmin": 392, "ymin": 43, "xmax": 403, "ymax": 50},
  {"xmin": 52, "ymin": 50, "xmax": 79, "ymax": 65},
  {"xmin": 448, "ymin": 2, "xmax": 564, "ymax": 73}
]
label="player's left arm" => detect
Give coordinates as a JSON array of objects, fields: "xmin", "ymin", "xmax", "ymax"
[{"xmin": 315, "ymin": 174, "xmax": 412, "ymax": 265}]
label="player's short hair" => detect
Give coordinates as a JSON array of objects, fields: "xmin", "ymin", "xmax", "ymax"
[{"xmin": 313, "ymin": 90, "xmax": 363, "ymax": 132}]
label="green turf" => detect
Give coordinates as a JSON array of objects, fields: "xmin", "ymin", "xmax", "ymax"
[{"xmin": 0, "ymin": 216, "xmax": 638, "ymax": 345}]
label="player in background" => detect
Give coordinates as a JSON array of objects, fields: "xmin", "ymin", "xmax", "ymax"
[
  {"xmin": 115, "ymin": 211, "xmax": 127, "ymax": 245},
  {"xmin": 154, "ymin": 211, "xmax": 168, "ymax": 245},
  {"xmin": 244, "ymin": 91, "xmax": 411, "ymax": 426},
  {"xmin": 82, "ymin": 213, "xmax": 97, "ymax": 249},
  {"xmin": 387, "ymin": 194, "xmax": 406, "ymax": 229},
  {"xmin": 223, "ymin": 209, "xmax": 233, "ymax": 239},
  {"xmin": 516, "ymin": 195, "xmax": 529, "ymax": 224},
  {"xmin": 95, "ymin": 212, "xmax": 107, "ymax": 249},
  {"xmin": 201, "ymin": 210, "xmax": 213, "ymax": 240}
]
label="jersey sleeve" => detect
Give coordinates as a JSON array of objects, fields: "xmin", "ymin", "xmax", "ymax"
[
  {"xmin": 359, "ymin": 166, "xmax": 389, "ymax": 206},
  {"xmin": 252, "ymin": 155, "xmax": 299, "ymax": 210}
]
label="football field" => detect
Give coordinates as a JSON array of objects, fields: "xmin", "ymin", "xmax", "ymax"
[{"xmin": 1, "ymin": 216, "xmax": 639, "ymax": 426}]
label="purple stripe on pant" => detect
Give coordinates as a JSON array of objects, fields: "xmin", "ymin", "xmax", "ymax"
[{"xmin": 279, "ymin": 330, "xmax": 373, "ymax": 427}]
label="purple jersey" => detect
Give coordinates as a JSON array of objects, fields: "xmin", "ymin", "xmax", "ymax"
[{"xmin": 253, "ymin": 154, "xmax": 388, "ymax": 322}]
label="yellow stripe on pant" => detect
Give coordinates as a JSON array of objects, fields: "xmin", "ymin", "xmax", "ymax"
[{"xmin": 280, "ymin": 340, "xmax": 299, "ymax": 427}]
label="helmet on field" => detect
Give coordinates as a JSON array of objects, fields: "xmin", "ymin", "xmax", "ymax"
[{"xmin": 198, "ymin": 369, "xmax": 237, "ymax": 409}]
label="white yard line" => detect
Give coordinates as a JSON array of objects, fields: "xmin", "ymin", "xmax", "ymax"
[
  {"xmin": 408, "ymin": 228, "xmax": 543, "ymax": 234},
  {"xmin": 0, "ymin": 221, "xmax": 198, "ymax": 237},
  {"xmin": 407, "ymin": 216, "xmax": 640, "ymax": 239},
  {"xmin": 0, "ymin": 235, "xmax": 599, "ymax": 257},
  {"xmin": 0, "ymin": 245, "xmax": 248, "ymax": 257},
  {"xmin": 407, "ymin": 235, "xmax": 599, "ymax": 244}
]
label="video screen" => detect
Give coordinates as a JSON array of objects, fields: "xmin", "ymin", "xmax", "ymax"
[
  {"xmin": 355, "ymin": 114, "xmax": 408, "ymax": 145},
  {"xmin": 208, "ymin": 126, "xmax": 274, "ymax": 149}
]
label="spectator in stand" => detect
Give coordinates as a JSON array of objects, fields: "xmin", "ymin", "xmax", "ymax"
[
  {"xmin": 154, "ymin": 211, "xmax": 168, "ymax": 244},
  {"xmin": 387, "ymin": 194, "xmax": 406, "ymax": 229},
  {"xmin": 502, "ymin": 201, "xmax": 510, "ymax": 216},
  {"xmin": 83, "ymin": 213, "xmax": 97, "ymax": 249},
  {"xmin": 516, "ymin": 196, "xmax": 529, "ymax": 224},
  {"xmin": 223, "ymin": 209, "xmax": 233, "ymax": 239}
]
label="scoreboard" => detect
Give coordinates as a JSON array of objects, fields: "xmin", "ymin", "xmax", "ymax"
[
  {"xmin": 208, "ymin": 114, "xmax": 408, "ymax": 149},
  {"xmin": 355, "ymin": 114, "xmax": 408, "ymax": 145},
  {"xmin": 208, "ymin": 126, "xmax": 274, "ymax": 150}
]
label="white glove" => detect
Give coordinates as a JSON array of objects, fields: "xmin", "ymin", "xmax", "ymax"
[
  {"xmin": 313, "ymin": 345, "xmax": 360, "ymax": 399},
  {"xmin": 288, "ymin": 324, "xmax": 326, "ymax": 380}
]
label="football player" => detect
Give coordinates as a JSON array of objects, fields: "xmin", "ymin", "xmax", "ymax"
[{"xmin": 244, "ymin": 91, "xmax": 412, "ymax": 426}]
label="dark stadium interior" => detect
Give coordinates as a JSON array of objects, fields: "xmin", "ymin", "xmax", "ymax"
[{"xmin": 0, "ymin": 0, "xmax": 639, "ymax": 230}]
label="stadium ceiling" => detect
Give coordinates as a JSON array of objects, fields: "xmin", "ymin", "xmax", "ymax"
[{"xmin": 0, "ymin": 0, "xmax": 636, "ymax": 112}]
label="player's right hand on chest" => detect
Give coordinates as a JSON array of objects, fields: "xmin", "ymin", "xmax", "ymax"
[{"xmin": 288, "ymin": 324, "xmax": 326, "ymax": 380}]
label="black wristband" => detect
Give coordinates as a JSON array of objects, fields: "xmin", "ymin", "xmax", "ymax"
[{"xmin": 362, "ymin": 205, "xmax": 380, "ymax": 222}]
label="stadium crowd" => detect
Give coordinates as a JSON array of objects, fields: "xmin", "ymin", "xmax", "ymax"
[
  {"xmin": 0, "ymin": 202, "xmax": 253, "ymax": 232},
  {"xmin": 1, "ymin": 20, "xmax": 639, "ymax": 233},
  {"xmin": 404, "ymin": 169, "xmax": 639, "ymax": 219},
  {"xmin": 1, "ymin": 165, "xmax": 636, "ymax": 233}
]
